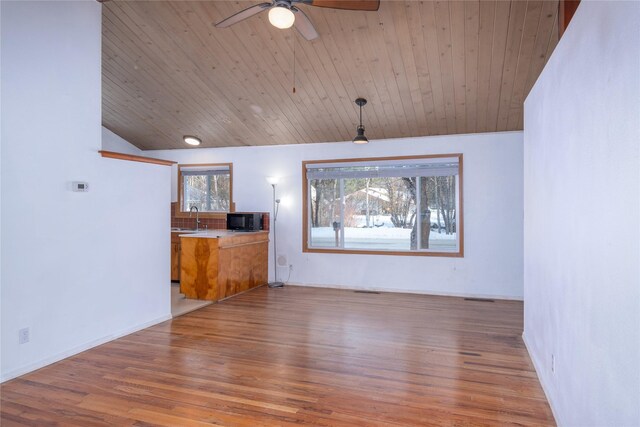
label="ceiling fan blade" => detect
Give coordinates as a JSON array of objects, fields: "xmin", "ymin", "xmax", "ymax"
[
  {"xmin": 309, "ymin": 0, "xmax": 379, "ymax": 11},
  {"xmin": 215, "ymin": 3, "xmax": 272, "ymax": 28},
  {"xmin": 292, "ymin": 7, "xmax": 319, "ymax": 41}
]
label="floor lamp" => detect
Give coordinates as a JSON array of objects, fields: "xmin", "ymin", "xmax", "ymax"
[{"xmin": 266, "ymin": 176, "xmax": 284, "ymax": 288}]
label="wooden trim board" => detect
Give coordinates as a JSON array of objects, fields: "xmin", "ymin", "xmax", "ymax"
[{"xmin": 99, "ymin": 150, "xmax": 176, "ymax": 166}]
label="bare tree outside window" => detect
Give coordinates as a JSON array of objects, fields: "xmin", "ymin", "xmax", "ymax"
[
  {"xmin": 183, "ymin": 174, "xmax": 230, "ymax": 212},
  {"xmin": 179, "ymin": 164, "xmax": 233, "ymax": 214}
]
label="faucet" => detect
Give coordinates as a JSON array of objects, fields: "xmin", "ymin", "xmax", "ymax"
[{"xmin": 189, "ymin": 205, "xmax": 200, "ymax": 231}]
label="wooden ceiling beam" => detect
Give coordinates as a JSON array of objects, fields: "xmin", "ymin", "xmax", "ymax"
[{"xmin": 559, "ymin": 0, "xmax": 581, "ymax": 38}]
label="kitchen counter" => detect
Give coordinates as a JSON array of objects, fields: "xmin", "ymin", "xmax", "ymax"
[{"xmin": 179, "ymin": 230, "xmax": 269, "ymax": 301}]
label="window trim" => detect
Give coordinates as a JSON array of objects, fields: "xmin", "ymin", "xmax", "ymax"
[
  {"xmin": 302, "ymin": 153, "xmax": 464, "ymax": 258},
  {"xmin": 176, "ymin": 163, "xmax": 234, "ymax": 219}
]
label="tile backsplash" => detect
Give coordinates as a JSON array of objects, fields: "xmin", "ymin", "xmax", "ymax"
[{"xmin": 170, "ymin": 203, "xmax": 269, "ymax": 231}]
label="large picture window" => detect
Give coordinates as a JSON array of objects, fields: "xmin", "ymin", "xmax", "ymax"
[
  {"xmin": 303, "ymin": 154, "xmax": 463, "ymax": 257},
  {"xmin": 177, "ymin": 163, "xmax": 233, "ymax": 217}
]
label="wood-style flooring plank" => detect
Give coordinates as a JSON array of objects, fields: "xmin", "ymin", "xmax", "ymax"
[{"xmin": 1, "ymin": 286, "xmax": 555, "ymax": 426}]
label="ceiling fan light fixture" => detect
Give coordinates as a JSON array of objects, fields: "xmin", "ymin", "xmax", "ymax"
[
  {"xmin": 268, "ymin": 6, "xmax": 295, "ymax": 29},
  {"xmin": 183, "ymin": 135, "xmax": 202, "ymax": 146}
]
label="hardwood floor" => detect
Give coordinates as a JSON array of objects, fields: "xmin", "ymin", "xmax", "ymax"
[{"xmin": 1, "ymin": 286, "xmax": 555, "ymax": 426}]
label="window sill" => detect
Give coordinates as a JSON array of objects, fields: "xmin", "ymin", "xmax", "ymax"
[{"xmin": 303, "ymin": 247, "xmax": 463, "ymax": 258}]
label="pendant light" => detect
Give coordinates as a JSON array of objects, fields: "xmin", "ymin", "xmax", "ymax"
[{"xmin": 352, "ymin": 98, "xmax": 369, "ymax": 144}]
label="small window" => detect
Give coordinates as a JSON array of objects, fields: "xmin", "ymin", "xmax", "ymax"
[
  {"xmin": 303, "ymin": 154, "xmax": 463, "ymax": 257},
  {"xmin": 178, "ymin": 163, "xmax": 233, "ymax": 217}
]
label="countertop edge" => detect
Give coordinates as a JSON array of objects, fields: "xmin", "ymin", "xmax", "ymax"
[{"xmin": 177, "ymin": 230, "xmax": 269, "ymax": 239}]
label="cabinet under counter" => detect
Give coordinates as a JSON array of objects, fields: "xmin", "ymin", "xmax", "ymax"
[{"xmin": 179, "ymin": 231, "xmax": 269, "ymax": 301}]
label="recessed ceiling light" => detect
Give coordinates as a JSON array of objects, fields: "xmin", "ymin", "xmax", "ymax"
[{"xmin": 183, "ymin": 135, "xmax": 201, "ymax": 146}]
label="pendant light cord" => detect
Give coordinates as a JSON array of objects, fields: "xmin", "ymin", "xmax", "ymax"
[{"xmin": 292, "ymin": 30, "xmax": 296, "ymax": 94}]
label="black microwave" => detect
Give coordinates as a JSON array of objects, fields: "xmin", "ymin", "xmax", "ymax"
[{"xmin": 227, "ymin": 212, "xmax": 263, "ymax": 232}]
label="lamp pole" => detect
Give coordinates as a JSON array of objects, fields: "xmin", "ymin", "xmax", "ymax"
[{"xmin": 268, "ymin": 182, "xmax": 284, "ymax": 288}]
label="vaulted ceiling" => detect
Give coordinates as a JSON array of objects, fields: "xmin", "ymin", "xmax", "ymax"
[{"xmin": 102, "ymin": 1, "xmax": 559, "ymax": 150}]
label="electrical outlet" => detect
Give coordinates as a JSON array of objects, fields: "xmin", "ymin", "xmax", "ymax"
[
  {"xmin": 19, "ymin": 328, "xmax": 30, "ymax": 344},
  {"xmin": 551, "ymin": 354, "xmax": 555, "ymax": 374},
  {"xmin": 289, "ymin": 264, "xmax": 293, "ymax": 271}
]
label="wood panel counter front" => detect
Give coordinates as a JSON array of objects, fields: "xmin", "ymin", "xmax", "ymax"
[{"xmin": 179, "ymin": 231, "xmax": 269, "ymax": 301}]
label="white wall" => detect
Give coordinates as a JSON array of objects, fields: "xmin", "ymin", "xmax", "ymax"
[
  {"xmin": 102, "ymin": 127, "xmax": 142, "ymax": 156},
  {"xmin": 148, "ymin": 131, "xmax": 525, "ymax": 299},
  {"xmin": 523, "ymin": 2, "xmax": 640, "ymax": 425},
  {"xmin": 1, "ymin": 1, "xmax": 171, "ymax": 381}
]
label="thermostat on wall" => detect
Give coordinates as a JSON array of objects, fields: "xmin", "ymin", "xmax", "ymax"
[{"xmin": 72, "ymin": 181, "xmax": 89, "ymax": 192}]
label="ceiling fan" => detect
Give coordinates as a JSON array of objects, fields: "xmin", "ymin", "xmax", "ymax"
[{"xmin": 214, "ymin": 0, "xmax": 380, "ymax": 41}]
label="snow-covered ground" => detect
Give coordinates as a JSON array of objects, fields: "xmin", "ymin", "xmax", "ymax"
[
  {"xmin": 310, "ymin": 214, "xmax": 456, "ymax": 251},
  {"xmin": 346, "ymin": 213, "xmax": 450, "ymax": 229}
]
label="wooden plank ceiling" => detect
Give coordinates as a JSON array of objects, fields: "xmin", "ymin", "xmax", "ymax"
[{"xmin": 102, "ymin": 0, "xmax": 559, "ymax": 150}]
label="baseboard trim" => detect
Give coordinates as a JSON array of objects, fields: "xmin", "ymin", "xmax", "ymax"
[
  {"xmin": 0, "ymin": 313, "xmax": 172, "ymax": 383},
  {"xmin": 522, "ymin": 332, "xmax": 561, "ymax": 426},
  {"xmin": 285, "ymin": 282, "xmax": 523, "ymax": 301}
]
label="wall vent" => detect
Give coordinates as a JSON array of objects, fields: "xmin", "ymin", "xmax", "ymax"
[
  {"xmin": 464, "ymin": 297, "xmax": 495, "ymax": 302},
  {"xmin": 354, "ymin": 290, "xmax": 381, "ymax": 294}
]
